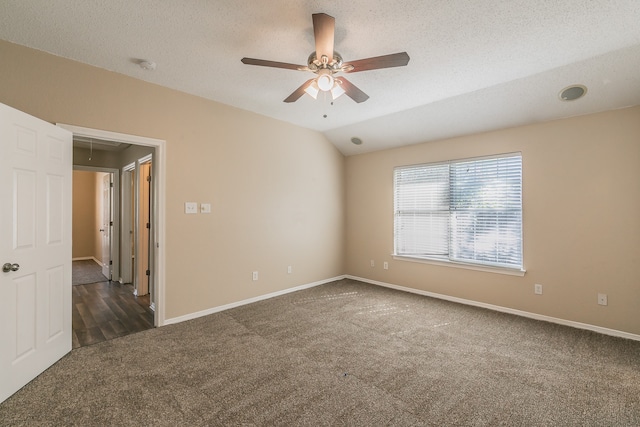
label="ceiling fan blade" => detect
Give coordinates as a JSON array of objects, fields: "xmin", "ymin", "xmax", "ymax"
[
  {"xmin": 335, "ymin": 77, "xmax": 369, "ymax": 103},
  {"xmin": 343, "ymin": 52, "xmax": 410, "ymax": 73},
  {"xmin": 241, "ymin": 57, "xmax": 307, "ymax": 71},
  {"xmin": 284, "ymin": 79, "xmax": 316, "ymax": 103},
  {"xmin": 312, "ymin": 13, "xmax": 335, "ymax": 63}
]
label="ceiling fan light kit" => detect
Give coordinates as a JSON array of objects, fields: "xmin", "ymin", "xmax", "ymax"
[
  {"xmin": 241, "ymin": 13, "xmax": 410, "ymax": 104},
  {"xmin": 303, "ymin": 76, "xmax": 346, "ymax": 101},
  {"xmin": 304, "ymin": 82, "xmax": 320, "ymax": 99},
  {"xmin": 316, "ymin": 70, "xmax": 334, "ymax": 91},
  {"xmin": 331, "ymin": 81, "xmax": 346, "ymax": 99}
]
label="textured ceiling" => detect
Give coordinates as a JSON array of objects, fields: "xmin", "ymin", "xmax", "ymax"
[{"xmin": 1, "ymin": 1, "xmax": 640, "ymax": 155}]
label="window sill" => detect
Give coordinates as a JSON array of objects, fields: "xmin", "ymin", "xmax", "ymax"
[{"xmin": 392, "ymin": 255, "xmax": 526, "ymax": 277}]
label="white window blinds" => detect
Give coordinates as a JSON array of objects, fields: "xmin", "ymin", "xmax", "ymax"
[
  {"xmin": 394, "ymin": 154, "xmax": 523, "ymax": 270},
  {"xmin": 394, "ymin": 163, "xmax": 450, "ymax": 256}
]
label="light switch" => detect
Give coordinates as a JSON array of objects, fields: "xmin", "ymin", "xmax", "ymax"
[
  {"xmin": 185, "ymin": 202, "xmax": 198, "ymax": 214},
  {"xmin": 201, "ymin": 203, "xmax": 212, "ymax": 214}
]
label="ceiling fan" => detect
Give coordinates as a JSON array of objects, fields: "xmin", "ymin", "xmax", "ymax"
[{"xmin": 241, "ymin": 13, "xmax": 410, "ymax": 103}]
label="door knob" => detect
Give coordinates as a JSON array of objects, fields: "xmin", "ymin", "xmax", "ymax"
[
  {"xmin": 2, "ymin": 263, "xmax": 20, "ymax": 273},
  {"xmin": 99, "ymin": 229, "xmax": 105, "ymax": 232}
]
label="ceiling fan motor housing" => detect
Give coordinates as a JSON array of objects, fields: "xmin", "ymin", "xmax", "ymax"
[{"xmin": 308, "ymin": 52, "xmax": 343, "ymax": 73}]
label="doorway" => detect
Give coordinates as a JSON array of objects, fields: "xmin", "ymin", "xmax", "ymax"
[
  {"xmin": 136, "ymin": 156, "xmax": 153, "ymax": 299},
  {"xmin": 72, "ymin": 167, "xmax": 119, "ymax": 282},
  {"xmin": 60, "ymin": 123, "xmax": 166, "ymax": 329},
  {"xmin": 71, "ymin": 166, "xmax": 154, "ymax": 348},
  {"xmin": 121, "ymin": 155, "xmax": 154, "ymax": 302}
]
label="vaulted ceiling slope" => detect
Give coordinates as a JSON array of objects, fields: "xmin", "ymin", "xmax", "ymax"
[{"xmin": 1, "ymin": 1, "xmax": 639, "ymax": 155}]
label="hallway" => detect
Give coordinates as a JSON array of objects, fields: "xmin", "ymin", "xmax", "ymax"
[{"xmin": 72, "ymin": 279, "xmax": 153, "ymax": 348}]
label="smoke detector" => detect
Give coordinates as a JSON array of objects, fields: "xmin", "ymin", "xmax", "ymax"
[{"xmin": 139, "ymin": 60, "xmax": 157, "ymax": 71}]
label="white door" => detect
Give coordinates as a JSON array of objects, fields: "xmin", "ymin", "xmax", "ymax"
[
  {"xmin": 120, "ymin": 166, "xmax": 134, "ymax": 284},
  {"xmin": 0, "ymin": 103, "xmax": 72, "ymax": 403},
  {"xmin": 101, "ymin": 173, "xmax": 111, "ymax": 279},
  {"xmin": 136, "ymin": 162, "xmax": 151, "ymax": 296}
]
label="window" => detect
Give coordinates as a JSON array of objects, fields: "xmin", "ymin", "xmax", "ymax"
[{"xmin": 394, "ymin": 153, "xmax": 523, "ymax": 271}]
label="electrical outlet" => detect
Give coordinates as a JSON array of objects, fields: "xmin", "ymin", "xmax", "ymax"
[
  {"xmin": 383, "ymin": 261, "xmax": 388, "ymax": 270},
  {"xmin": 597, "ymin": 293, "xmax": 608, "ymax": 306},
  {"xmin": 200, "ymin": 203, "xmax": 211, "ymax": 213},
  {"xmin": 252, "ymin": 271, "xmax": 258, "ymax": 281},
  {"xmin": 534, "ymin": 284, "xmax": 543, "ymax": 295},
  {"xmin": 370, "ymin": 260, "xmax": 375, "ymax": 267},
  {"xmin": 287, "ymin": 266, "xmax": 292, "ymax": 274}
]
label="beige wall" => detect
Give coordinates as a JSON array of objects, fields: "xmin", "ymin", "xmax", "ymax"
[
  {"xmin": 345, "ymin": 106, "xmax": 640, "ymax": 335},
  {"xmin": 3, "ymin": 39, "xmax": 638, "ymax": 336},
  {"xmin": 0, "ymin": 40, "xmax": 345, "ymax": 320},
  {"xmin": 72, "ymin": 170, "xmax": 98, "ymax": 259}
]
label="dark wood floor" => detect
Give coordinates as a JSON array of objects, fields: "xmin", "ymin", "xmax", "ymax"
[{"xmin": 72, "ymin": 281, "xmax": 154, "ymax": 348}]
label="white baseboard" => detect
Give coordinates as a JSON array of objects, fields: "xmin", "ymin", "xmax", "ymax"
[
  {"xmin": 163, "ymin": 276, "xmax": 346, "ymax": 326},
  {"xmin": 162, "ymin": 274, "xmax": 640, "ymax": 342},
  {"xmin": 346, "ymin": 275, "xmax": 640, "ymax": 342},
  {"xmin": 72, "ymin": 256, "xmax": 101, "ymax": 265}
]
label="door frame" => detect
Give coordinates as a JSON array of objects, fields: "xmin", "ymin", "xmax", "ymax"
[
  {"xmin": 58, "ymin": 124, "xmax": 167, "ymax": 327},
  {"xmin": 73, "ymin": 166, "xmax": 120, "ymax": 281},
  {"xmin": 120, "ymin": 162, "xmax": 135, "ymax": 285},
  {"xmin": 135, "ymin": 155, "xmax": 153, "ymax": 299}
]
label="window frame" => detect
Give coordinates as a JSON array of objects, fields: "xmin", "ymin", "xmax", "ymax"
[{"xmin": 393, "ymin": 153, "xmax": 525, "ymax": 276}]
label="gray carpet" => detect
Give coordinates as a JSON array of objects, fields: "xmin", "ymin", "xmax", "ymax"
[
  {"xmin": 1, "ymin": 279, "xmax": 639, "ymax": 426},
  {"xmin": 72, "ymin": 259, "xmax": 108, "ymax": 285}
]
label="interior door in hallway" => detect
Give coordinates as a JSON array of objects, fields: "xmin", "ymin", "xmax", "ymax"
[
  {"xmin": 101, "ymin": 173, "xmax": 112, "ymax": 279},
  {"xmin": 0, "ymin": 103, "xmax": 72, "ymax": 403},
  {"xmin": 136, "ymin": 160, "xmax": 151, "ymax": 296}
]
